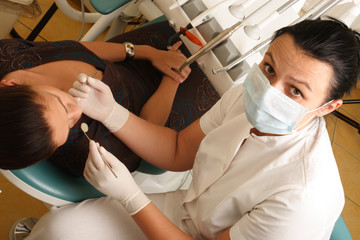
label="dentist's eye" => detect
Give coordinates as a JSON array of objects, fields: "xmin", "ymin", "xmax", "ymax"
[
  {"xmin": 290, "ymin": 87, "xmax": 302, "ymax": 97},
  {"xmin": 264, "ymin": 64, "xmax": 275, "ymax": 75}
]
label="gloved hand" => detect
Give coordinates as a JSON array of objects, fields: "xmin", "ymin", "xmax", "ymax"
[
  {"xmin": 69, "ymin": 73, "xmax": 129, "ymax": 132},
  {"xmin": 84, "ymin": 140, "xmax": 151, "ymax": 215}
]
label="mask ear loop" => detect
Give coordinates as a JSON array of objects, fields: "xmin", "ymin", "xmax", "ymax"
[
  {"xmin": 293, "ymin": 114, "xmax": 316, "ymax": 132},
  {"xmin": 293, "ymin": 100, "xmax": 334, "ymax": 132}
]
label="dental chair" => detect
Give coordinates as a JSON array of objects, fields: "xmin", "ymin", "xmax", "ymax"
[
  {"xmin": 55, "ymin": 0, "xmax": 133, "ymax": 41},
  {"xmin": 17, "ymin": 0, "xmax": 162, "ymax": 42},
  {"xmin": 11, "ymin": 0, "xmax": 131, "ymax": 41},
  {"xmin": 3, "ymin": 155, "xmax": 352, "ymax": 240},
  {"xmin": 330, "ymin": 215, "xmax": 353, "ymax": 240},
  {"xmin": 0, "ymin": 158, "xmax": 167, "ymax": 206},
  {"xmin": 2, "ymin": 158, "xmax": 189, "ymax": 239}
]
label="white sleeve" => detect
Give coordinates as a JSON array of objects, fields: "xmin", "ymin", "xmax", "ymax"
[
  {"xmin": 200, "ymin": 84, "xmax": 244, "ymax": 135},
  {"xmin": 228, "ymin": 189, "xmax": 327, "ymax": 240}
]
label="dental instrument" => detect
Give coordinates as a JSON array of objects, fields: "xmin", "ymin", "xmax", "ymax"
[
  {"xmin": 170, "ymin": 0, "xmax": 241, "ymax": 49},
  {"xmin": 167, "ymin": 23, "xmax": 203, "ymax": 49},
  {"xmin": 181, "ymin": 27, "xmax": 203, "ymax": 46},
  {"xmin": 229, "ymin": 0, "xmax": 260, "ymax": 20},
  {"xmin": 338, "ymin": 0, "xmax": 360, "ymax": 26},
  {"xmin": 177, "ymin": 19, "xmax": 243, "ymax": 72},
  {"xmin": 169, "ymin": 0, "xmax": 190, "ymax": 10},
  {"xmin": 81, "ymin": 123, "xmax": 118, "ymax": 178},
  {"xmin": 190, "ymin": 0, "xmax": 240, "ymax": 28},
  {"xmin": 81, "ymin": 71, "xmax": 97, "ymax": 86},
  {"xmin": 90, "ymin": 71, "xmax": 97, "ymax": 78},
  {"xmin": 244, "ymin": 0, "xmax": 300, "ymax": 40},
  {"xmin": 177, "ymin": 0, "xmax": 278, "ymax": 72},
  {"xmin": 212, "ymin": 0, "xmax": 342, "ymax": 74}
]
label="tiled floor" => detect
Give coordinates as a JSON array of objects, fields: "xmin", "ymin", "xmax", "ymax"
[
  {"xmin": 325, "ymin": 83, "xmax": 360, "ymax": 239},
  {"xmin": 0, "ymin": 0, "xmax": 359, "ymax": 239}
]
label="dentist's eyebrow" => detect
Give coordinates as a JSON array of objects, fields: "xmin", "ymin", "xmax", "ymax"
[
  {"xmin": 266, "ymin": 51, "xmax": 312, "ymax": 92},
  {"xmin": 49, "ymin": 93, "xmax": 68, "ymax": 114},
  {"xmin": 265, "ymin": 52, "xmax": 277, "ymax": 69},
  {"xmin": 289, "ymin": 77, "xmax": 312, "ymax": 92}
]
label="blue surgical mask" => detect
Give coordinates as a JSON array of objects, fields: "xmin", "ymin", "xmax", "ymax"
[{"xmin": 242, "ymin": 64, "xmax": 332, "ymax": 135}]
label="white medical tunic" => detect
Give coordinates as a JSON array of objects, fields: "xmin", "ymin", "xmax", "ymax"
[{"xmin": 179, "ymin": 84, "xmax": 344, "ymax": 239}]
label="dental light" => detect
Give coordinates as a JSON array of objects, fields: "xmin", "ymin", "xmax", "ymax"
[{"xmin": 178, "ymin": 0, "xmax": 302, "ymax": 72}]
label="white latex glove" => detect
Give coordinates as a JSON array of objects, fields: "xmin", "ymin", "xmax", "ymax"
[
  {"xmin": 84, "ymin": 140, "xmax": 151, "ymax": 215},
  {"xmin": 69, "ymin": 73, "xmax": 129, "ymax": 132}
]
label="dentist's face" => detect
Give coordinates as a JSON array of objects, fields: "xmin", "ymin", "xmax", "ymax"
[
  {"xmin": 31, "ymin": 85, "xmax": 82, "ymax": 148},
  {"xmin": 258, "ymin": 33, "xmax": 339, "ymax": 130}
]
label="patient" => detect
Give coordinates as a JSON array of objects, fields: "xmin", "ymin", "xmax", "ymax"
[{"xmin": 0, "ymin": 21, "xmax": 220, "ymax": 176}]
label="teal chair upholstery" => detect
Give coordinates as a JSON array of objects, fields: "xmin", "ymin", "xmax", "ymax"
[
  {"xmin": 7, "ymin": 161, "xmax": 103, "ymax": 204},
  {"xmin": 330, "ymin": 215, "xmax": 352, "ymax": 240},
  {"xmin": 90, "ymin": 0, "xmax": 131, "ymax": 15},
  {"xmin": 2, "ymin": 157, "xmax": 165, "ymax": 205}
]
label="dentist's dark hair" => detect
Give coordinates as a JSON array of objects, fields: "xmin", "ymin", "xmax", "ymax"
[
  {"xmin": 0, "ymin": 85, "xmax": 56, "ymax": 169},
  {"xmin": 273, "ymin": 17, "xmax": 360, "ymax": 101}
]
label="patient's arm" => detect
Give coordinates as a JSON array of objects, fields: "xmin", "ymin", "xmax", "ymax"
[
  {"xmin": 139, "ymin": 42, "xmax": 191, "ymax": 126},
  {"xmin": 140, "ymin": 75, "xmax": 179, "ymax": 126},
  {"xmin": 80, "ymin": 41, "xmax": 187, "ymax": 82}
]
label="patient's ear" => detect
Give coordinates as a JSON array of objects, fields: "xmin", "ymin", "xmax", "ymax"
[{"xmin": 0, "ymin": 79, "xmax": 22, "ymax": 86}]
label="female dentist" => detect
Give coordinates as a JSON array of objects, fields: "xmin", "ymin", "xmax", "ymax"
[{"xmin": 28, "ymin": 18, "xmax": 360, "ymax": 240}]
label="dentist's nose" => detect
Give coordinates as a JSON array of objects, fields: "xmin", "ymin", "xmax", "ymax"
[{"xmin": 269, "ymin": 78, "xmax": 285, "ymax": 93}]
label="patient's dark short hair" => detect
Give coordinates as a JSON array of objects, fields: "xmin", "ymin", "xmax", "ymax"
[
  {"xmin": 0, "ymin": 85, "xmax": 56, "ymax": 169},
  {"xmin": 274, "ymin": 18, "xmax": 360, "ymax": 101}
]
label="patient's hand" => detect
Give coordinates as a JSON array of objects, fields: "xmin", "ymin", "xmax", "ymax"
[{"xmin": 149, "ymin": 41, "xmax": 191, "ymax": 83}]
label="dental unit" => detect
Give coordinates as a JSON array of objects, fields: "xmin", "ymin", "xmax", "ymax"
[
  {"xmin": 190, "ymin": 0, "xmax": 242, "ymax": 27},
  {"xmin": 213, "ymin": 0, "xmax": 343, "ymax": 75},
  {"xmin": 169, "ymin": 0, "xmax": 192, "ymax": 10},
  {"xmin": 156, "ymin": 0, "xmax": 354, "ymax": 95},
  {"xmin": 338, "ymin": 0, "xmax": 360, "ymax": 26},
  {"xmin": 229, "ymin": 0, "xmax": 260, "ymax": 20},
  {"xmin": 177, "ymin": 0, "xmax": 301, "ymax": 72},
  {"xmin": 244, "ymin": 0, "xmax": 300, "ymax": 41},
  {"xmin": 169, "ymin": 0, "xmax": 243, "ymax": 49}
]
